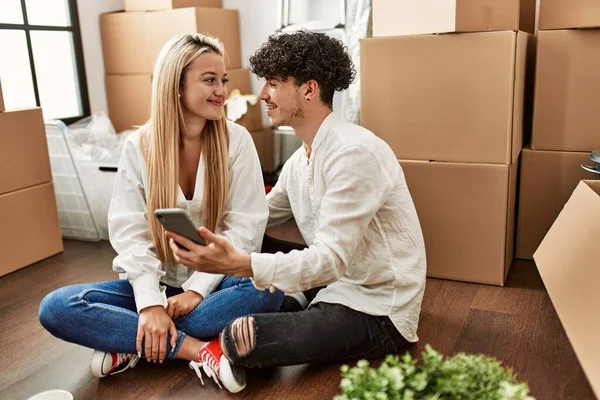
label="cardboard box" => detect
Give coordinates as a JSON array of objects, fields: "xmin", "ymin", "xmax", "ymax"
[
  {"xmin": 105, "ymin": 74, "xmax": 152, "ymax": 133},
  {"xmin": 226, "ymin": 68, "xmax": 263, "ymax": 132},
  {"xmin": 400, "ymin": 159, "xmax": 519, "ymax": 285},
  {"xmin": 361, "ymin": 31, "xmax": 532, "ymax": 164},
  {"xmin": 534, "ymin": 179, "xmax": 600, "ymax": 398},
  {"xmin": 101, "ymin": 8, "xmax": 241, "ymax": 74},
  {"xmin": 145, "ymin": 8, "xmax": 241, "ymax": 70},
  {"xmin": 0, "ymin": 79, "xmax": 4, "ymax": 112},
  {"xmin": 125, "ymin": 0, "xmax": 222, "ymax": 12},
  {"xmin": 372, "ymin": 0, "xmax": 535, "ymax": 37},
  {"xmin": 250, "ymin": 128, "xmax": 275, "ymax": 172},
  {"xmin": 532, "ymin": 30, "xmax": 600, "ymax": 152},
  {"xmin": 101, "ymin": 12, "xmax": 150, "ymax": 74},
  {"xmin": 0, "ymin": 182, "xmax": 63, "ymax": 277},
  {"xmin": 0, "ymin": 108, "xmax": 52, "ymax": 195},
  {"xmin": 539, "ymin": 0, "xmax": 600, "ymax": 30},
  {"xmin": 516, "ymin": 148, "xmax": 596, "ymax": 260}
]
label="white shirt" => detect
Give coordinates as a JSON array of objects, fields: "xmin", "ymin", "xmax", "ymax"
[
  {"xmin": 108, "ymin": 121, "xmax": 268, "ymax": 313},
  {"xmin": 251, "ymin": 113, "xmax": 427, "ymax": 342}
]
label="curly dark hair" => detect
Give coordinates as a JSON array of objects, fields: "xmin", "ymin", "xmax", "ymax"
[{"xmin": 249, "ymin": 30, "xmax": 356, "ymax": 108}]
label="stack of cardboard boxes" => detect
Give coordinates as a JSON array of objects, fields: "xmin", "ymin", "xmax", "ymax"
[
  {"xmin": 0, "ymin": 80, "xmax": 63, "ymax": 277},
  {"xmin": 361, "ymin": 0, "xmax": 535, "ymax": 285},
  {"xmin": 101, "ymin": 0, "xmax": 273, "ymax": 171},
  {"xmin": 516, "ymin": 0, "xmax": 600, "ymax": 260}
]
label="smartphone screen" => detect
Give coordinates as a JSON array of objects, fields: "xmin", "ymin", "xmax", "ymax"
[{"xmin": 154, "ymin": 208, "xmax": 207, "ymax": 247}]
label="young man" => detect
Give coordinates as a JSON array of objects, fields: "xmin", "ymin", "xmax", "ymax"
[{"xmin": 167, "ymin": 30, "xmax": 427, "ymax": 392}]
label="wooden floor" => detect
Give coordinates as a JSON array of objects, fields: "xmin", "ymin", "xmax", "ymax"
[{"xmin": 0, "ymin": 240, "xmax": 595, "ymax": 400}]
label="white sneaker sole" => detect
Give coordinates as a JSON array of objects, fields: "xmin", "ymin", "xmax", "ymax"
[
  {"xmin": 90, "ymin": 350, "xmax": 111, "ymax": 378},
  {"xmin": 219, "ymin": 357, "xmax": 246, "ymax": 393}
]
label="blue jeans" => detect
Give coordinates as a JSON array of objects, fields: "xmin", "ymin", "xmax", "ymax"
[{"xmin": 38, "ymin": 277, "xmax": 284, "ymax": 359}]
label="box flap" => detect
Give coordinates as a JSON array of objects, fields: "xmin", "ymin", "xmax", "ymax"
[{"xmin": 534, "ymin": 180, "xmax": 600, "ymax": 398}]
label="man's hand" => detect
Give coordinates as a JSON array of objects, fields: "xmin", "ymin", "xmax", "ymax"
[
  {"xmin": 137, "ymin": 306, "xmax": 177, "ymax": 363},
  {"xmin": 166, "ymin": 228, "xmax": 252, "ymax": 277},
  {"xmin": 166, "ymin": 291, "xmax": 203, "ymax": 319}
]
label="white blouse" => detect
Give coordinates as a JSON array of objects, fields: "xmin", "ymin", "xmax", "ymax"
[{"xmin": 108, "ymin": 121, "xmax": 268, "ymax": 313}]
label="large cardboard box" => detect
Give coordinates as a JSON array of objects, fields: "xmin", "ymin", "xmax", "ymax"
[
  {"xmin": 0, "ymin": 79, "xmax": 4, "ymax": 112},
  {"xmin": 125, "ymin": 0, "xmax": 222, "ymax": 12},
  {"xmin": 101, "ymin": 8, "xmax": 241, "ymax": 74},
  {"xmin": 534, "ymin": 179, "xmax": 600, "ymax": 398},
  {"xmin": 372, "ymin": 0, "xmax": 535, "ymax": 37},
  {"xmin": 532, "ymin": 30, "xmax": 600, "ymax": 152},
  {"xmin": 105, "ymin": 74, "xmax": 152, "ymax": 132},
  {"xmin": 145, "ymin": 8, "xmax": 241, "ymax": 70},
  {"xmin": 0, "ymin": 182, "xmax": 63, "ymax": 277},
  {"xmin": 400, "ymin": 159, "xmax": 519, "ymax": 285},
  {"xmin": 516, "ymin": 148, "xmax": 596, "ymax": 260},
  {"xmin": 539, "ymin": 0, "xmax": 600, "ymax": 30},
  {"xmin": 361, "ymin": 31, "xmax": 532, "ymax": 164},
  {"xmin": 101, "ymin": 12, "xmax": 150, "ymax": 74},
  {"xmin": 226, "ymin": 68, "xmax": 263, "ymax": 132},
  {"xmin": 250, "ymin": 128, "xmax": 275, "ymax": 172},
  {"xmin": 0, "ymin": 108, "xmax": 52, "ymax": 195}
]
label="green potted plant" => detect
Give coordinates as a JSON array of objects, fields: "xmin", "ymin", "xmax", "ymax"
[{"xmin": 334, "ymin": 345, "xmax": 534, "ymax": 400}]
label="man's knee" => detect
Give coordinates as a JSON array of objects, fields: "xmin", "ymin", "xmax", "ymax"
[{"xmin": 221, "ymin": 316, "xmax": 256, "ymax": 361}]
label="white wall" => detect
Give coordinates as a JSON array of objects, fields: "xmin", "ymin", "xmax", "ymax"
[{"xmin": 76, "ymin": 0, "xmax": 124, "ymax": 114}]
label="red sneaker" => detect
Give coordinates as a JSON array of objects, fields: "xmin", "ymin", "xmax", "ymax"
[{"xmin": 189, "ymin": 339, "xmax": 246, "ymax": 393}]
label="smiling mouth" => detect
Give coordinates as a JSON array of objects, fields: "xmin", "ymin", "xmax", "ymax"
[
  {"xmin": 266, "ymin": 103, "xmax": 277, "ymax": 112},
  {"xmin": 208, "ymin": 99, "xmax": 224, "ymax": 107}
]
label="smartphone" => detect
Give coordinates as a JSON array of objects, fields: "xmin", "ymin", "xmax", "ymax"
[{"xmin": 154, "ymin": 208, "xmax": 207, "ymax": 248}]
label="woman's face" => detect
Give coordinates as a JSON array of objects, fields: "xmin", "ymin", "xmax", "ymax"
[{"xmin": 179, "ymin": 52, "xmax": 228, "ymax": 121}]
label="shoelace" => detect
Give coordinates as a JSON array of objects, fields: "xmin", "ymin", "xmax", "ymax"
[
  {"xmin": 189, "ymin": 351, "xmax": 223, "ymax": 389},
  {"xmin": 112, "ymin": 353, "xmax": 140, "ymax": 375}
]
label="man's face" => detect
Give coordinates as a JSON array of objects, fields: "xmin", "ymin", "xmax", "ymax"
[{"xmin": 257, "ymin": 76, "xmax": 304, "ymax": 126}]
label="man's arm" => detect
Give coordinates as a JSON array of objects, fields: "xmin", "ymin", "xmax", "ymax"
[{"xmin": 251, "ymin": 145, "xmax": 392, "ymax": 292}]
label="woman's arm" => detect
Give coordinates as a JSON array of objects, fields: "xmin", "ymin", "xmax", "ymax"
[{"xmin": 109, "ymin": 135, "xmax": 166, "ymax": 313}]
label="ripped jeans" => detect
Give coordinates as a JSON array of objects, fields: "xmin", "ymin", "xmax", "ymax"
[{"xmin": 219, "ymin": 235, "xmax": 411, "ymax": 368}]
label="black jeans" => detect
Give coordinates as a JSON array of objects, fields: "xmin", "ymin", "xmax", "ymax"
[{"xmin": 221, "ymin": 235, "xmax": 411, "ymax": 368}]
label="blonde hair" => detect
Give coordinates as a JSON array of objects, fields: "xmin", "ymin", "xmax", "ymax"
[{"xmin": 140, "ymin": 33, "xmax": 229, "ymax": 265}]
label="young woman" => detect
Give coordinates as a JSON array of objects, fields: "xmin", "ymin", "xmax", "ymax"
[{"xmin": 38, "ymin": 33, "xmax": 282, "ymax": 393}]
